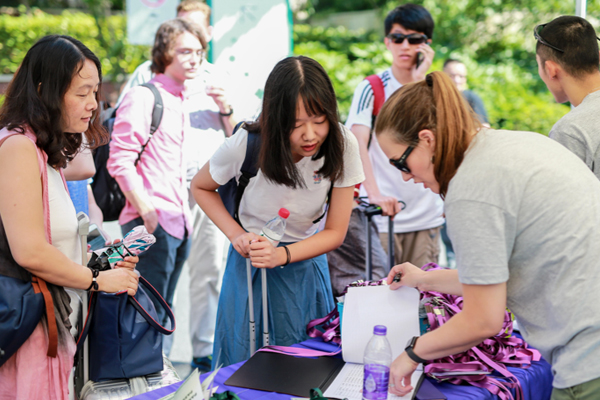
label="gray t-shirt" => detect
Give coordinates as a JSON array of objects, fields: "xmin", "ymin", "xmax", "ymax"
[
  {"xmin": 549, "ymin": 90, "xmax": 600, "ymax": 180},
  {"xmin": 445, "ymin": 129, "xmax": 600, "ymax": 389}
]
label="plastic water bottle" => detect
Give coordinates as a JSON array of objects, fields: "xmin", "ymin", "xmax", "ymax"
[
  {"xmin": 363, "ymin": 325, "xmax": 392, "ymax": 400},
  {"xmin": 260, "ymin": 208, "xmax": 290, "ymax": 246}
]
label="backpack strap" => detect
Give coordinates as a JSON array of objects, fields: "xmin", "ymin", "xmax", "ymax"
[
  {"xmin": 365, "ymin": 74, "xmax": 385, "ymax": 118},
  {"xmin": 134, "ymin": 83, "xmax": 164, "ymax": 167},
  {"xmin": 233, "ymin": 123, "xmax": 260, "ymax": 225},
  {"xmin": 364, "ymin": 74, "xmax": 385, "ymax": 150}
]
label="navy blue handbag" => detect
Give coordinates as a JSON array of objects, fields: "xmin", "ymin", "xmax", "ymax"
[
  {"xmin": 0, "ymin": 275, "xmax": 46, "ymax": 367},
  {"xmin": 77, "ymin": 276, "xmax": 175, "ymax": 381}
]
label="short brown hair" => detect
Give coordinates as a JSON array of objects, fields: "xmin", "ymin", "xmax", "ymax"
[
  {"xmin": 177, "ymin": 0, "xmax": 211, "ymax": 25},
  {"xmin": 375, "ymin": 71, "xmax": 480, "ymax": 198},
  {"xmin": 150, "ymin": 18, "xmax": 207, "ymax": 74}
]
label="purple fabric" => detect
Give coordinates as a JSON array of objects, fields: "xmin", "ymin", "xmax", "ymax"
[{"xmin": 130, "ymin": 336, "xmax": 552, "ymax": 400}]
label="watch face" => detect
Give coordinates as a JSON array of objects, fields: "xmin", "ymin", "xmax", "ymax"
[{"xmin": 406, "ymin": 336, "xmax": 415, "ymax": 348}]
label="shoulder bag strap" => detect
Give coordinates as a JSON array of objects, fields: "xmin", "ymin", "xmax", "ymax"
[
  {"xmin": 134, "ymin": 83, "xmax": 164, "ymax": 167},
  {"xmin": 127, "ymin": 276, "xmax": 175, "ymax": 334},
  {"xmin": 0, "ymin": 132, "xmax": 59, "ymax": 358},
  {"xmin": 364, "ymin": 74, "xmax": 385, "ymax": 150}
]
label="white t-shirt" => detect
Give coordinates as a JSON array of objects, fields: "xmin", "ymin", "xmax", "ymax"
[
  {"xmin": 209, "ymin": 125, "xmax": 365, "ymax": 242},
  {"xmin": 47, "ymin": 166, "xmax": 81, "ymax": 264},
  {"xmin": 346, "ymin": 68, "xmax": 444, "ymax": 233}
]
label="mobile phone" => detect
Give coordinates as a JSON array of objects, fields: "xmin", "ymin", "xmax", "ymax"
[
  {"xmin": 416, "ymin": 51, "xmax": 424, "ymax": 69},
  {"xmin": 87, "ymin": 224, "xmax": 108, "ymax": 251}
]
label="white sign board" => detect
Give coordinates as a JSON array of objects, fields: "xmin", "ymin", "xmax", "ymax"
[
  {"xmin": 127, "ymin": 0, "xmax": 178, "ymax": 45},
  {"xmin": 208, "ymin": 0, "xmax": 293, "ymax": 119}
]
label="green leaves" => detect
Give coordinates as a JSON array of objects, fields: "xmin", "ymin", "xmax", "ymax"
[{"xmin": 0, "ymin": 10, "xmax": 149, "ymax": 83}]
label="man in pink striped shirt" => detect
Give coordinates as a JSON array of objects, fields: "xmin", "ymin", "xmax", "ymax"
[{"xmin": 107, "ymin": 19, "xmax": 207, "ymax": 328}]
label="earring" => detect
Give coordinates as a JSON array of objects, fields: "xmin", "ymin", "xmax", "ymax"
[{"xmin": 431, "ymin": 156, "xmax": 435, "ymax": 164}]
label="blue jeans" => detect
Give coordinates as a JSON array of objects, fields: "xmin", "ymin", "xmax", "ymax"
[{"xmin": 121, "ymin": 218, "xmax": 190, "ymax": 325}]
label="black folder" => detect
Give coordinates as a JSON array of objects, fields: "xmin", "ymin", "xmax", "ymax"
[{"xmin": 224, "ymin": 351, "xmax": 345, "ymax": 397}]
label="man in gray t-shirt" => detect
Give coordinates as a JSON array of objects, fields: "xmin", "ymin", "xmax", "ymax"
[{"xmin": 535, "ymin": 16, "xmax": 600, "ymax": 180}]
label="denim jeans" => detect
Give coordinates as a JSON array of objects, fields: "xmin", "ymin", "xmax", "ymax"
[{"xmin": 121, "ymin": 218, "xmax": 190, "ymax": 326}]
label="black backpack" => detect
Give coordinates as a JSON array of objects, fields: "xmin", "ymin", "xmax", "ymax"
[
  {"xmin": 218, "ymin": 122, "xmax": 261, "ymax": 226},
  {"xmin": 218, "ymin": 122, "xmax": 331, "ymax": 228},
  {"xmin": 91, "ymin": 83, "xmax": 164, "ymax": 222}
]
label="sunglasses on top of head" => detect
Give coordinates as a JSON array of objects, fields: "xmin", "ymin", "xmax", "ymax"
[
  {"xmin": 389, "ymin": 145, "xmax": 414, "ymax": 174},
  {"xmin": 387, "ymin": 33, "xmax": 428, "ymax": 45}
]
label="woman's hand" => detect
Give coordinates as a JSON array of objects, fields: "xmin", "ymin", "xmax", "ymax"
[
  {"xmin": 115, "ymin": 255, "xmax": 139, "ymax": 270},
  {"xmin": 97, "ymin": 268, "xmax": 139, "ymax": 296},
  {"xmin": 388, "ymin": 352, "xmax": 419, "ymax": 397},
  {"xmin": 386, "ymin": 262, "xmax": 425, "ymax": 290},
  {"xmin": 249, "ymin": 236, "xmax": 284, "ymax": 269},
  {"xmin": 232, "ymin": 231, "xmax": 260, "ymax": 258}
]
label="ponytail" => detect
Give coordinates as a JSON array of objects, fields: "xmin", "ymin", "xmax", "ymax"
[{"xmin": 375, "ymin": 71, "xmax": 480, "ymax": 198}]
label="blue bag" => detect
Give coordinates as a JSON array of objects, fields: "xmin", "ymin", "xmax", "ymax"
[
  {"xmin": 77, "ymin": 276, "xmax": 175, "ymax": 381},
  {"xmin": 0, "ymin": 275, "xmax": 46, "ymax": 367}
]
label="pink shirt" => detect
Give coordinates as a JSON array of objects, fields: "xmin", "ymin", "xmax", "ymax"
[{"xmin": 107, "ymin": 74, "xmax": 192, "ymax": 240}]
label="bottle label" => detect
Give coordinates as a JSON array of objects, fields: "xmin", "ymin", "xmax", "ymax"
[{"xmin": 363, "ymin": 364, "xmax": 390, "ymax": 400}]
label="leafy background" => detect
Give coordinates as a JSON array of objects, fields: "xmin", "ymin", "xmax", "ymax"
[{"xmin": 2, "ymin": 0, "xmax": 596, "ymax": 133}]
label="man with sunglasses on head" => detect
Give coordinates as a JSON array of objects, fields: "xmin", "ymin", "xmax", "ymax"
[
  {"xmin": 344, "ymin": 4, "xmax": 444, "ymax": 270},
  {"xmin": 535, "ymin": 15, "xmax": 600, "ymax": 181}
]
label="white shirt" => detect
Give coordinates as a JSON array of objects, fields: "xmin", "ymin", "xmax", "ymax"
[
  {"xmin": 210, "ymin": 125, "xmax": 365, "ymax": 242},
  {"xmin": 346, "ymin": 68, "xmax": 444, "ymax": 233}
]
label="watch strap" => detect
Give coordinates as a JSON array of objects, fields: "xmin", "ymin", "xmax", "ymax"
[{"xmin": 406, "ymin": 336, "xmax": 428, "ymax": 364}]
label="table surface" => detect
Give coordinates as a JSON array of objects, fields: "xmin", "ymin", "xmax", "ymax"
[{"xmin": 130, "ymin": 337, "xmax": 553, "ymax": 400}]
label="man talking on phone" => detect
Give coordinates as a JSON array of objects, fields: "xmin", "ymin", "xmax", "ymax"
[{"xmin": 331, "ymin": 4, "xmax": 443, "ymax": 276}]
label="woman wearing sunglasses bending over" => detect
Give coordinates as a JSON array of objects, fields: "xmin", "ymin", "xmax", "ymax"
[{"xmin": 378, "ymin": 71, "xmax": 600, "ymax": 399}]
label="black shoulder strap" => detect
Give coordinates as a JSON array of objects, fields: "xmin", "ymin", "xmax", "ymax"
[
  {"xmin": 134, "ymin": 83, "xmax": 164, "ymax": 167},
  {"xmin": 312, "ymin": 182, "xmax": 333, "ymax": 225},
  {"xmin": 233, "ymin": 123, "xmax": 261, "ymax": 225}
]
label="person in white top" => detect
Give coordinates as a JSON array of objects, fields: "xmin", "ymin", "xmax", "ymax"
[
  {"xmin": 192, "ymin": 56, "xmax": 364, "ymax": 367},
  {"xmin": 116, "ymin": 0, "xmax": 236, "ymax": 370},
  {"xmin": 346, "ymin": 4, "xmax": 444, "ymax": 269}
]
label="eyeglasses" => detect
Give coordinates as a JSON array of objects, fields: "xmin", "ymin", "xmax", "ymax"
[
  {"xmin": 533, "ymin": 24, "xmax": 564, "ymax": 53},
  {"xmin": 389, "ymin": 146, "xmax": 414, "ymax": 173},
  {"xmin": 387, "ymin": 33, "xmax": 428, "ymax": 45},
  {"xmin": 175, "ymin": 48, "xmax": 206, "ymax": 62}
]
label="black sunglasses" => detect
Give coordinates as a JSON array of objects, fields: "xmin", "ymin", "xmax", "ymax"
[
  {"xmin": 533, "ymin": 24, "xmax": 564, "ymax": 53},
  {"xmin": 389, "ymin": 146, "xmax": 414, "ymax": 173},
  {"xmin": 387, "ymin": 33, "xmax": 428, "ymax": 45}
]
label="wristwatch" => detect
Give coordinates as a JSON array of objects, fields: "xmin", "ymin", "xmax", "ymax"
[{"xmin": 405, "ymin": 336, "xmax": 428, "ymax": 364}]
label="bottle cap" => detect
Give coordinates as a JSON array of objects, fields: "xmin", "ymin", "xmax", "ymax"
[
  {"xmin": 373, "ymin": 325, "xmax": 387, "ymax": 335},
  {"xmin": 278, "ymin": 208, "xmax": 290, "ymax": 219}
]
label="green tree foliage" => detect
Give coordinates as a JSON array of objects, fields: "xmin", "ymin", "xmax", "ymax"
[
  {"xmin": 0, "ymin": 9, "xmax": 147, "ymax": 82},
  {"xmin": 292, "ymin": 0, "xmax": 600, "ymax": 133}
]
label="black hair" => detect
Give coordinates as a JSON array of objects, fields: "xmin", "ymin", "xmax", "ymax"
[
  {"xmin": 443, "ymin": 58, "xmax": 463, "ymax": 68},
  {"xmin": 536, "ymin": 16, "xmax": 599, "ymax": 78},
  {"xmin": 384, "ymin": 3, "xmax": 434, "ymax": 38},
  {"xmin": 0, "ymin": 35, "xmax": 107, "ymax": 168},
  {"xmin": 246, "ymin": 56, "xmax": 344, "ymax": 189}
]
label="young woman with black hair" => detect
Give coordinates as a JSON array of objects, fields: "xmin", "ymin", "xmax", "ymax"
[
  {"xmin": 0, "ymin": 35, "xmax": 139, "ymax": 398},
  {"xmin": 192, "ymin": 55, "xmax": 364, "ymax": 367},
  {"xmin": 376, "ymin": 71, "xmax": 600, "ymax": 399}
]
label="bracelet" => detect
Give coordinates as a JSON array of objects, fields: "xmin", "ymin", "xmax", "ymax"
[
  {"xmin": 86, "ymin": 268, "xmax": 99, "ymax": 291},
  {"xmin": 219, "ymin": 107, "xmax": 233, "ymax": 117},
  {"xmin": 282, "ymin": 246, "xmax": 291, "ymax": 266}
]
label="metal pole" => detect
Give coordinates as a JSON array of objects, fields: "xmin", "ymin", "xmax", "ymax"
[
  {"xmin": 261, "ymin": 268, "xmax": 269, "ymax": 346},
  {"xmin": 246, "ymin": 258, "xmax": 256, "ymax": 355},
  {"xmin": 366, "ymin": 215, "xmax": 372, "ymax": 281},
  {"xmin": 76, "ymin": 212, "xmax": 90, "ymax": 386},
  {"xmin": 388, "ymin": 216, "xmax": 394, "ymax": 272},
  {"xmin": 576, "ymin": 0, "xmax": 587, "ymax": 19}
]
